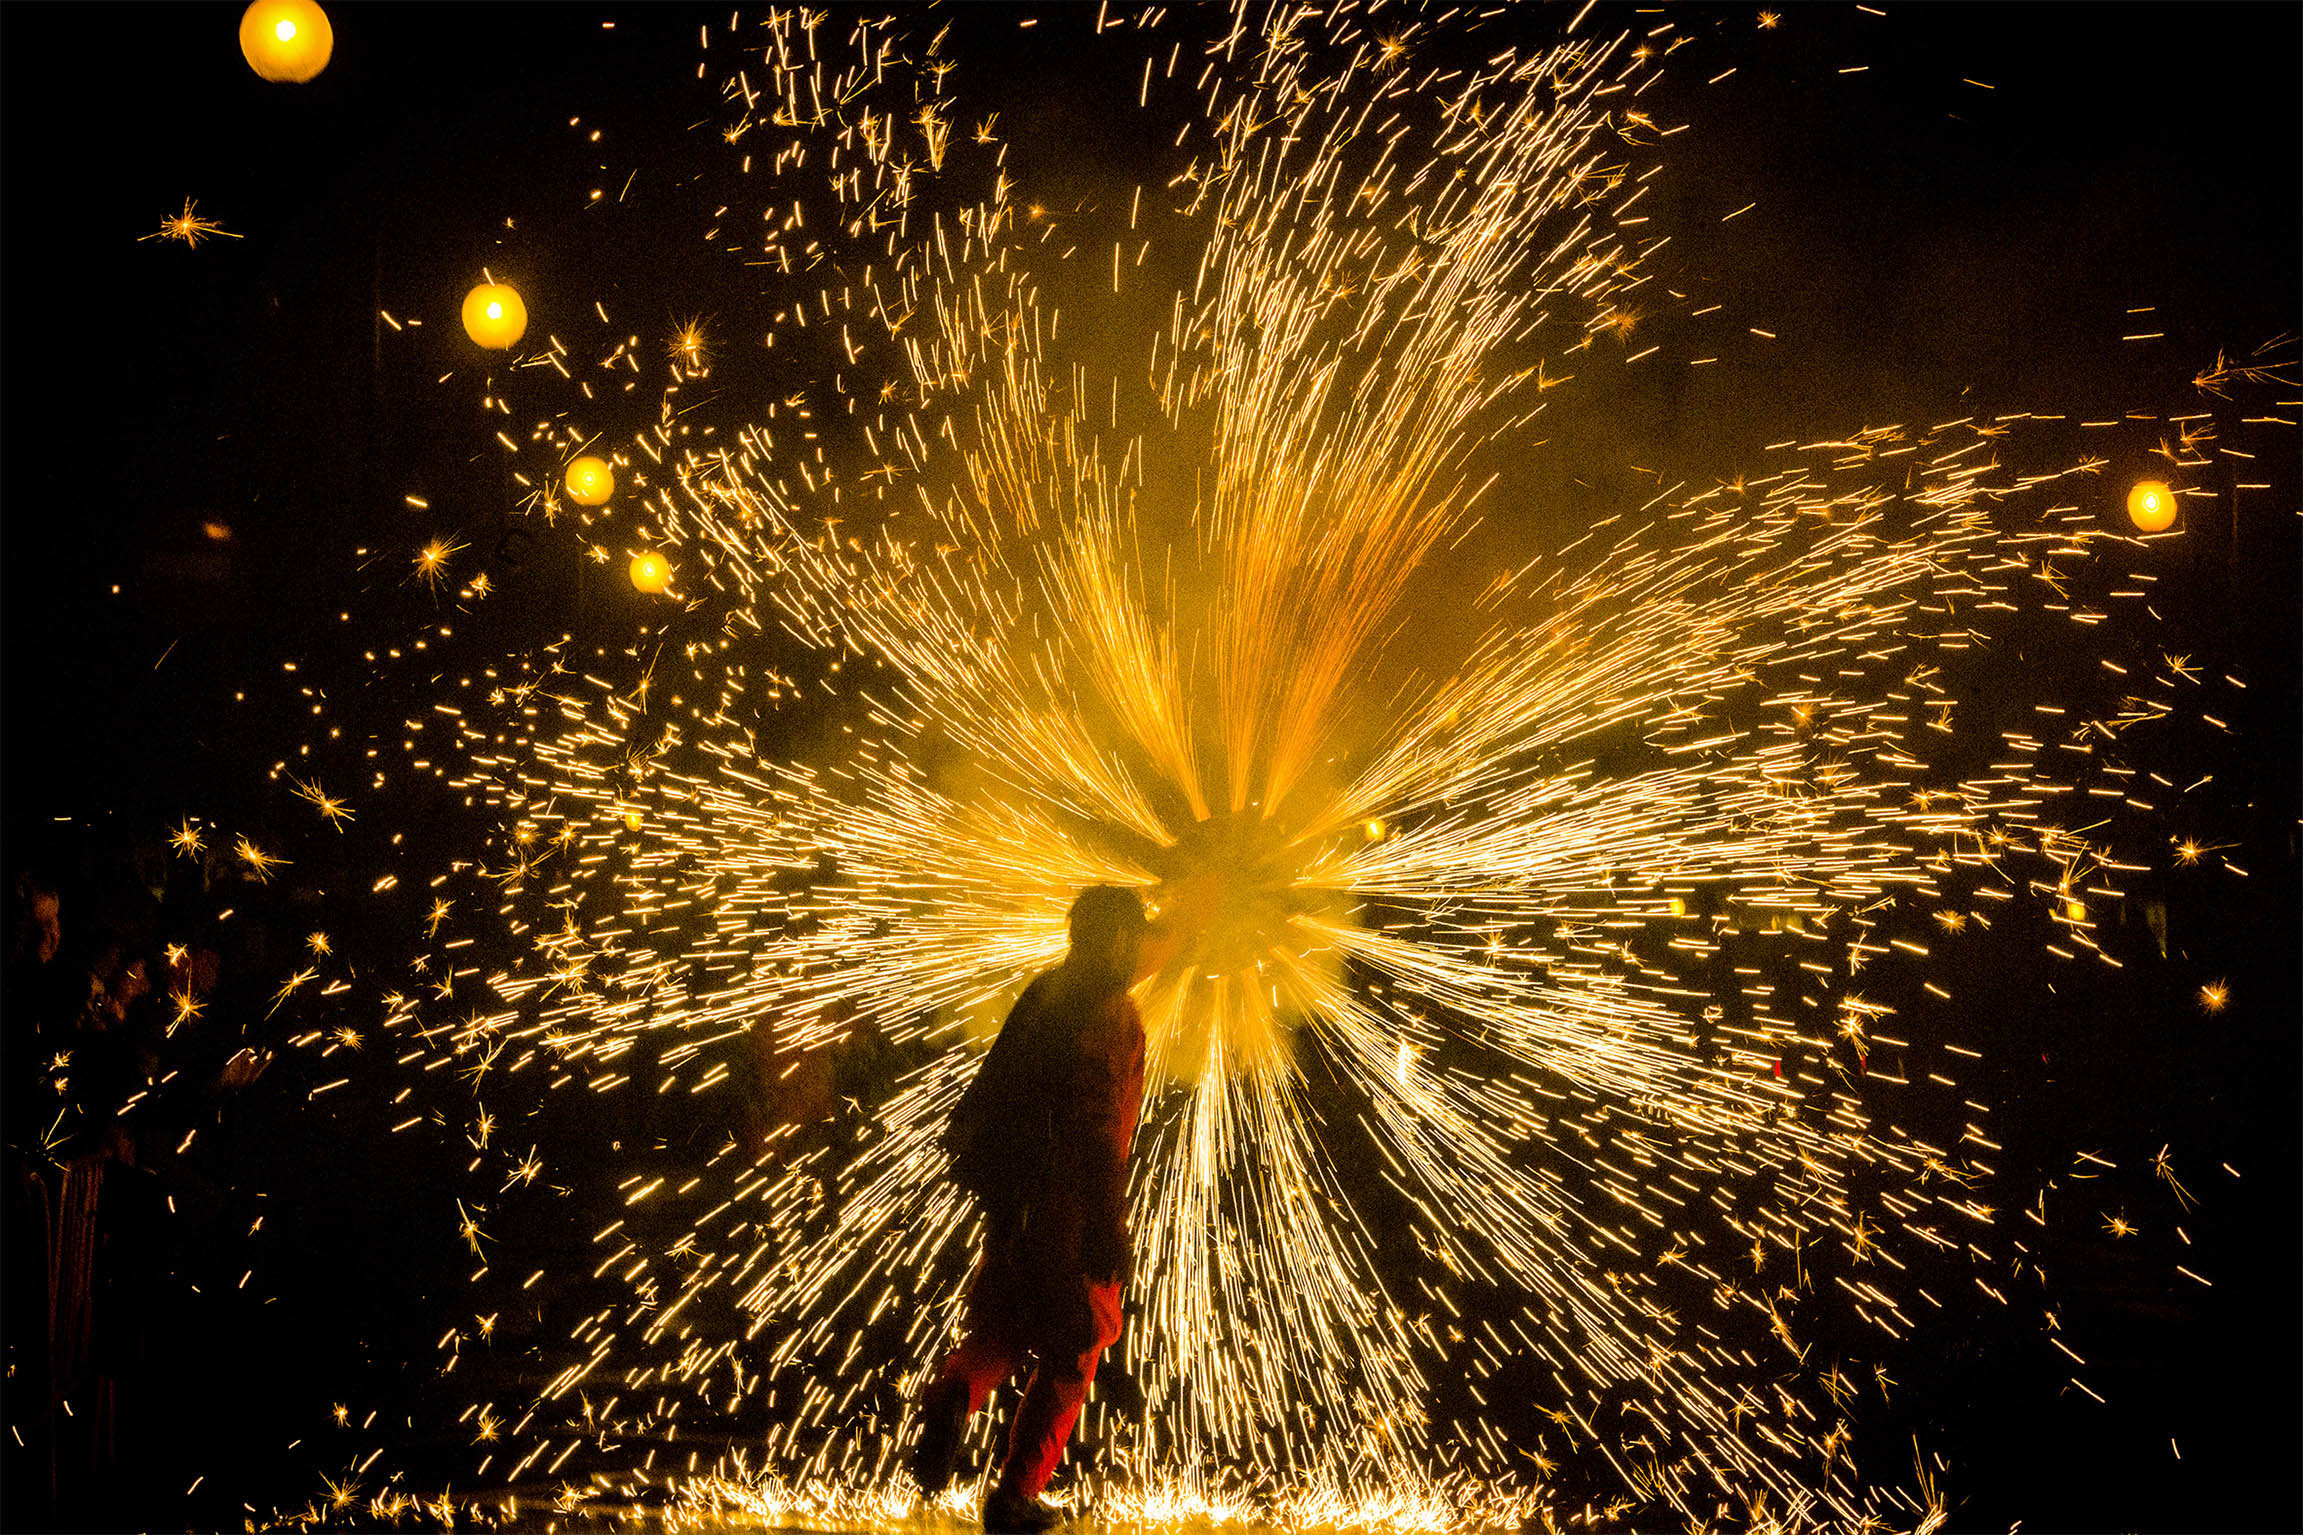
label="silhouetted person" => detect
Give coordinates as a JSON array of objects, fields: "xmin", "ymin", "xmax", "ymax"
[
  {"xmin": 5, "ymin": 871, "xmax": 68, "ymax": 1528},
  {"xmin": 911, "ymin": 886, "xmax": 1150, "ymax": 1532}
]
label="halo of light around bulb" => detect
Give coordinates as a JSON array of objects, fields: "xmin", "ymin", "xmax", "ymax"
[
  {"xmin": 2126, "ymin": 479, "xmax": 2179, "ymax": 533},
  {"xmin": 239, "ymin": 0, "xmax": 333, "ymax": 82},
  {"xmin": 461, "ymin": 283, "xmax": 528, "ymax": 350},
  {"xmin": 564, "ymin": 456, "xmax": 615, "ymax": 506},
  {"xmin": 628, "ymin": 552, "xmax": 672, "ymax": 594}
]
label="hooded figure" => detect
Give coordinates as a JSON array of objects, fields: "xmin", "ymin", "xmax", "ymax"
[{"xmin": 912, "ymin": 886, "xmax": 1149, "ymax": 1532}]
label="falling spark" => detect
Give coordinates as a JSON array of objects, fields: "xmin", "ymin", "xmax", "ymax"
[
  {"xmin": 234, "ymin": 835, "xmax": 288, "ymax": 882},
  {"xmin": 293, "ymin": 776, "xmax": 356, "ymax": 829},
  {"xmin": 413, "ymin": 538, "xmax": 465, "ymax": 593},
  {"xmin": 269, "ymin": 966, "xmax": 317, "ymax": 1017},
  {"xmin": 670, "ymin": 316, "xmax": 713, "ymax": 371},
  {"xmin": 2152, "ymin": 1146, "xmax": 2196, "ymax": 1211},
  {"xmin": 139, "ymin": 196, "xmax": 243, "ymax": 248}
]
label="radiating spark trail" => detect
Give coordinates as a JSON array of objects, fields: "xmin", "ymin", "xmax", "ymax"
[{"xmin": 252, "ymin": 5, "xmax": 2282, "ymax": 1529}]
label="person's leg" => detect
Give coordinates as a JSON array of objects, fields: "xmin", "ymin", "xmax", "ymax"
[
  {"xmin": 913, "ymin": 1326, "xmax": 1017, "ymax": 1491},
  {"xmin": 932, "ymin": 1330, "xmax": 1018, "ymax": 1416},
  {"xmin": 992, "ymin": 1336, "xmax": 1104, "ymax": 1500}
]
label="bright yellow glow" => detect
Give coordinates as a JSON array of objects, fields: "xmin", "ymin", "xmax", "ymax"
[
  {"xmin": 239, "ymin": 0, "xmax": 332, "ymax": 83},
  {"xmin": 460, "ymin": 283, "xmax": 528, "ymax": 350},
  {"xmin": 2126, "ymin": 479, "xmax": 2179, "ymax": 533},
  {"xmin": 565, "ymin": 456, "xmax": 615, "ymax": 506},
  {"xmin": 628, "ymin": 552, "xmax": 671, "ymax": 594}
]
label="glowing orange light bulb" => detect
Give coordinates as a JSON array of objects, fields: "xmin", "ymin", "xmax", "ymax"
[
  {"xmin": 629, "ymin": 552, "xmax": 671, "ymax": 594},
  {"xmin": 461, "ymin": 282, "xmax": 528, "ymax": 350},
  {"xmin": 564, "ymin": 456, "xmax": 615, "ymax": 506},
  {"xmin": 2126, "ymin": 479, "xmax": 2179, "ymax": 533},
  {"xmin": 239, "ymin": 0, "xmax": 332, "ymax": 82}
]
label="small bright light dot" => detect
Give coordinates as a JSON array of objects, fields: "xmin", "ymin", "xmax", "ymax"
[
  {"xmin": 564, "ymin": 456, "xmax": 614, "ymax": 505},
  {"xmin": 461, "ymin": 282, "xmax": 526, "ymax": 348},
  {"xmin": 629, "ymin": 551, "xmax": 671, "ymax": 593},
  {"xmin": 275, "ymin": 18, "xmax": 297, "ymax": 40},
  {"xmin": 2127, "ymin": 479, "xmax": 2179, "ymax": 532}
]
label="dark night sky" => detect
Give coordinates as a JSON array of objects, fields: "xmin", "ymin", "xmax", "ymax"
[{"xmin": 4, "ymin": 5, "xmax": 2298, "ymax": 1531}]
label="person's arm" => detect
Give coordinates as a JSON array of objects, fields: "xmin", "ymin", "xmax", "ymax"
[
  {"xmin": 963, "ymin": 977, "xmax": 1043, "ymax": 1110},
  {"xmin": 946, "ymin": 975, "xmax": 1044, "ymax": 1192},
  {"xmin": 1075, "ymin": 994, "xmax": 1145, "ymax": 1284}
]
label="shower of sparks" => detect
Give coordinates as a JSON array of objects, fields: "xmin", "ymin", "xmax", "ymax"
[
  {"xmin": 670, "ymin": 317, "xmax": 713, "ymax": 371},
  {"xmin": 2190, "ymin": 337, "xmax": 2298, "ymax": 399},
  {"xmin": 2151, "ymin": 1147, "xmax": 2195, "ymax": 1211},
  {"xmin": 413, "ymin": 537, "xmax": 465, "ymax": 594},
  {"xmin": 292, "ymin": 775, "xmax": 356, "ymax": 828},
  {"xmin": 234, "ymin": 834, "xmax": 287, "ymax": 882},
  {"xmin": 139, "ymin": 195, "xmax": 243, "ymax": 247},
  {"xmin": 219, "ymin": 5, "xmax": 2284, "ymax": 1530}
]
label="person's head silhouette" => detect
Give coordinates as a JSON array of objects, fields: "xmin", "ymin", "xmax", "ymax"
[{"xmin": 1066, "ymin": 885, "xmax": 1147, "ymax": 989}]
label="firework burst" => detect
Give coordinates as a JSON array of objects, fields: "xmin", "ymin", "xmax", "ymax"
[{"xmin": 246, "ymin": 6, "xmax": 2286, "ymax": 1529}]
